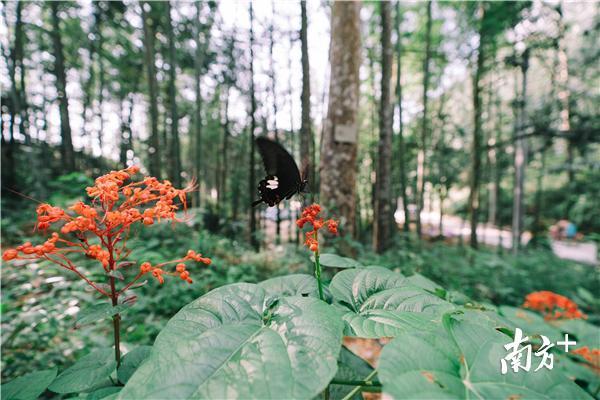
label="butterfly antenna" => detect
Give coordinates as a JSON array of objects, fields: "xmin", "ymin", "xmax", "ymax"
[{"xmin": 3, "ymin": 187, "xmax": 44, "ymax": 204}]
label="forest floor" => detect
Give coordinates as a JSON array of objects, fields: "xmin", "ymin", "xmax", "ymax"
[{"xmin": 260, "ymin": 208, "xmax": 598, "ymax": 265}]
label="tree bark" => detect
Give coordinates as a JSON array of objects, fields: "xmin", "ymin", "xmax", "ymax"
[
  {"xmin": 141, "ymin": 2, "xmax": 161, "ymax": 178},
  {"xmin": 300, "ymin": 0, "xmax": 312, "ymax": 195},
  {"xmin": 394, "ymin": 0, "xmax": 410, "ymax": 234},
  {"xmin": 319, "ymin": 1, "xmax": 361, "ymax": 238},
  {"xmin": 248, "ymin": 3, "xmax": 258, "ymax": 250},
  {"xmin": 268, "ymin": 8, "xmax": 281, "ymax": 244},
  {"xmin": 373, "ymin": 1, "xmax": 393, "ymax": 253},
  {"xmin": 468, "ymin": 4, "xmax": 486, "ymax": 249},
  {"xmin": 50, "ymin": 1, "xmax": 75, "ymax": 171},
  {"xmin": 512, "ymin": 48, "xmax": 529, "ymax": 253},
  {"xmin": 166, "ymin": 2, "xmax": 182, "ymax": 186},
  {"xmin": 416, "ymin": 0, "xmax": 432, "ymax": 240}
]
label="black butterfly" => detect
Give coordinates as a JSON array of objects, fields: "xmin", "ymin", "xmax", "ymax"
[{"xmin": 252, "ymin": 137, "xmax": 308, "ymax": 207}]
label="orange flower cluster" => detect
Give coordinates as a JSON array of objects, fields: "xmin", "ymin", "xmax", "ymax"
[
  {"xmin": 2, "ymin": 233, "xmax": 60, "ymax": 260},
  {"xmin": 138, "ymin": 251, "xmax": 211, "ymax": 285},
  {"xmin": 523, "ymin": 291, "xmax": 586, "ymax": 320},
  {"xmin": 296, "ymin": 204, "xmax": 338, "ymax": 252},
  {"xmin": 2, "ymin": 167, "xmax": 212, "ymax": 297},
  {"xmin": 572, "ymin": 347, "xmax": 600, "ymax": 368}
]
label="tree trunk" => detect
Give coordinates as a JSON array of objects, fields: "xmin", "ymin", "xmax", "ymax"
[
  {"xmin": 268, "ymin": 9, "xmax": 282, "ymax": 244},
  {"xmin": 193, "ymin": 1, "xmax": 205, "ymax": 207},
  {"xmin": 50, "ymin": 2, "xmax": 75, "ymax": 172},
  {"xmin": 394, "ymin": 0, "xmax": 410, "ymax": 234},
  {"xmin": 166, "ymin": 2, "xmax": 182, "ymax": 186},
  {"xmin": 319, "ymin": 1, "xmax": 361, "ymax": 238},
  {"xmin": 141, "ymin": 2, "xmax": 161, "ymax": 178},
  {"xmin": 468, "ymin": 5, "xmax": 486, "ymax": 249},
  {"xmin": 512, "ymin": 48, "xmax": 529, "ymax": 253},
  {"xmin": 12, "ymin": 1, "xmax": 29, "ymax": 143},
  {"xmin": 94, "ymin": 3, "xmax": 105, "ymax": 155},
  {"xmin": 300, "ymin": 0, "xmax": 312, "ymax": 195},
  {"xmin": 373, "ymin": 1, "xmax": 393, "ymax": 253},
  {"xmin": 248, "ymin": 3, "xmax": 258, "ymax": 250},
  {"xmin": 416, "ymin": 0, "xmax": 432, "ymax": 240}
]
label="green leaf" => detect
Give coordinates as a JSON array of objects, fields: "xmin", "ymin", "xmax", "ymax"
[
  {"xmin": 119, "ymin": 283, "xmax": 344, "ymax": 399},
  {"xmin": 117, "ymin": 346, "xmax": 152, "ymax": 384},
  {"xmin": 49, "ymin": 348, "xmax": 117, "ymax": 394},
  {"xmin": 258, "ymin": 274, "xmax": 320, "ymax": 298},
  {"xmin": 1, "ymin": 368, "xmax": 57, "ymax": 400},
  {"xmin": 499, "ymin": 306, "xmax": 563, "ymax": 342},
  {"xmin": 378, "ymin": 317, "xmax": 591, "ymax": 399},
  {"xmin": 311, "ymin": 253, "xmax": 362, "ymax": 269},
  {"xmin": 86, "ymin": 386, "xmax": 122, "ymax": 400},
  {"xmin": 406, "ymin": 273, "xmax": 443, "ymax": 292},
  {"xmin": 330, "ymin": 267, "xmax": 452, "ymax": 338},
  {"xmin": 329, "ymin": 347, "xmax": 376, "ymax": 400},
  {"xmin": 76, "ymin": 303, "xmax": 128, "ymax": 327}
]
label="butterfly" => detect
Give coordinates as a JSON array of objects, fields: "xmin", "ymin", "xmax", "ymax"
[{"xmin": 252, "ymin": 137, "xmax": 308, "ymax": 207}]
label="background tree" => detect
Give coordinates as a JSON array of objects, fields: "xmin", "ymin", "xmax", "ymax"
[{"xmin": 319, "ymin": 1, "xmax": 362, "ymax": 238}]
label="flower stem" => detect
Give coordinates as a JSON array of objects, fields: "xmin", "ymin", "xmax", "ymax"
[
  {"xmin": 314, "ymin": 249, "xmax": 324, "ymax": 301},
  {"xmin": 110, "ymin": 275, "xmax": 122, "ymax": 369}
]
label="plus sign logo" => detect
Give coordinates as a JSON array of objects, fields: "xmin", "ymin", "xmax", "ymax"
[{"xmin": 557, "ymin": 334, "xmax": 577, "ymax": 352}]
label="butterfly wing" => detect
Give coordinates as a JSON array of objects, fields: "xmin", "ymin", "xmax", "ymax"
[{"xmin": 255, "ymin": 137, "xmax": 302, "ymax": 206}]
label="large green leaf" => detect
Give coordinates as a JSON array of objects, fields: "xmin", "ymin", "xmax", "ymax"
[
  {"xmin": 119, "ymin": 283, "xmax": 344, "ymax": 399},
  {"xmin": 258, "ymin": 274, "xmax": 320, "ymax": 298},
  {"xmin": 76, "ymin": 302, "xmax": 129, "ymax": 327},
  {"xmin": 49, "ymin": 348, "xmax": 116, "ymax": 394},
  {"xmin": 330, "ymin": 267, "xmax": 452, "ymax": 337},
  {"xmin": 379, "ymin": 317, "xmax": 591, "ymax": 399},
  {"xmin": 117, "ymin": 346, "xmax": 152, "ymax": 384},
  {"xmin": 1, "ymin": 368, "xmax": 57, "ymax": 400},
  {"xmin": 311, "ymin": 253, "xmax": 363, "ymax": 269}
]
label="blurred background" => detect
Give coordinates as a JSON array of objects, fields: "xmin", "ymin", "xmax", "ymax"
[{"xmin": 1, "ymin": 0, "xmax": 598, "ymax": 383}]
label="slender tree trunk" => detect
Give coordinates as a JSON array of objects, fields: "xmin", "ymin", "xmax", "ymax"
[
  {"xmin": 166, "ymin": 2, "xmax": 182, "ymax": 186},
  {"xmin": 300, "ymin": 0, "xmax": 312, "ymax": 195},
  {"xmin": 194, "ymin": 1, "xmax": 205, "ymax": 207},
  {"xmin": 220, "ymin": 88, "xmax": 230, "ymax": 215},
  {"xmin": 512, "ymin": 48, "xmax": 529, "ymax": 253},
  {"xmin": 248, "ymin": 3, "xmax": 258, "ymax": 250},
  {"xmin": 268, "ymin": 10, "xmax": 282, "ymax": 244},
  {"xmin": 373, "ymin": 1, "xmax": 393, "ymax": 253},
  {"xmin": 320, "ymin": 1, "xmax": 361, "ymax": 238},
  {"xmin": 468, "ymin": 5, "xmax": 486, "ymax": 249},
  {"xmin": 12, "ymin": 1, "xmax": 29, "ymax": 143},
  {"xmin": 94, "ymin": 3, "xmax": 105, "ymax": 155},
  {"xmin": 50, "ymin": 1, "xmax": 75, "ymax": 172},
  {"xmin": 141, "ymin": 2, "xmax": 161, "ymax": 178},
  {"xmin": 416, "ymin": 0, "xmax": 432, "ymax": 240},
  {"xmin": 394, "ymin": 0, "xmax": 410, "ymax": 234}
]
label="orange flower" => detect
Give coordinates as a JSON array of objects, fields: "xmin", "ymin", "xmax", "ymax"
[
  {"xmin": 296, "ymin": 204, "xmax": 338, "ymax": 253},
  {"xmin": 3, "ymin": 167, "xmax": 211, "ymax": 297},
  {"xmin": 572, "ymin": 347, "xmax": 600, "ymax": 368},
  {"xmin": 523, "ymin": 291, "xmax": 586, "ymax": 320}
]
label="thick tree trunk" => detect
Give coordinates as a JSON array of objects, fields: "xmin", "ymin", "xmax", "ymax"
[
  {"xmin": 50, "ymin": 2, "xmax": 75, "ymax": 172},
  {"xmin": 248, "ymin": 3, "xmax": 258, "ymax": 250},
  {"xmin": 373, "ymin": 1, "xmax": 393, "ymax": 253},
  {"xmin": 512, "ymin": 49, "xmax": 529, "ymax": 253},
  {"xmin": 141, "ymin": 2, "xmax": 161, "ymax": 178},
  {"xmin": 319, "ymin": 1, "xmax": 361, "ymax": 238},
  {"xmin": 416, "ymin": 0, "xmax": 432, "ymax": 240},
  {"xmin": 166, "ymin": 2, "xmax": 182, "ymax": 186},
  {"xmin": 468, "ymin": 5, "xmax": 486, "ymax": 249},
  {"xmin": 394, "ymin": 0, "xmax": 410, "ymax": 234},
  {"xmin": 300, "ymin": 0, "xmax": 312, "ymax": 195}
]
